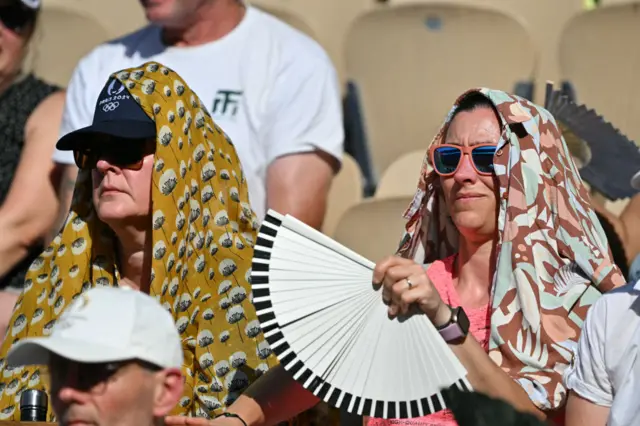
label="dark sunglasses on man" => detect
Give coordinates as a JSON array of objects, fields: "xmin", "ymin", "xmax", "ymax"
[
  {"xmin": 49, "ymin": 353, "xmax": 162, "ymax": 393},
  {"xmin": 0, "ymin": 0, "xmax": 38, "ymax": 34}
]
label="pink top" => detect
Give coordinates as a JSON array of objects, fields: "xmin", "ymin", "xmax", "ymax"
[{"xmin": 366, "ymin": 255, "xmax": 491, "ymax": 426}]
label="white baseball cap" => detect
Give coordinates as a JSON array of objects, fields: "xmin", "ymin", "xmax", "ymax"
[
  {"xmin": 632, "ymin": 170, "xmax": 640, "ymax": 191},
  {"xmin": 7, "ymin": 287, "xmax": 183, "ymax": 369}
]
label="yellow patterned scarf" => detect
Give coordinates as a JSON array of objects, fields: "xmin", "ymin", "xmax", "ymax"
[{"xmin": 0, "ymin": 62, "xmax": 340, "ymax": 423}]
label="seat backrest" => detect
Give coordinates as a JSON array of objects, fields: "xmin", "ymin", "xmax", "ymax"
[
  {"xmin": 346, "ymin": 3, "xmax": 536, "ymax": 177},
  {"xmin": 333, "ymin": 197, "xmax": 412, "ymax": 263},
  {"xmin": 375, "ymin": 150, "xmax": 428, "ymax": 199},
  {"xmin": 31, "ymin": 4, "xmax": 111, "ymax": 86},
  {"xmin": 560, "ymin": 4, "xmax": 640, "ymax": 145},
  {"xmin": 323, "ymin": 154, "xmax": 364, "ymax": 237}
]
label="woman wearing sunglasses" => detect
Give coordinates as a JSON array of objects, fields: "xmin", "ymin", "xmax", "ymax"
[
  {"xmin": 366, "ymin": 90, "xmax": 625, "ymax": 425},
  {"xmin": 0, "ymin": 61, "xmax": 293, "ymax": 423},
  {"xmin": 0, "ymin": 0, "xmax": 65, "ymax": 344}
]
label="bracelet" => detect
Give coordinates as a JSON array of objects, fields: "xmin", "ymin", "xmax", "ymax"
[{"xmin": 214, "ymin": 412, "xmax": 248, "ymax": 426}]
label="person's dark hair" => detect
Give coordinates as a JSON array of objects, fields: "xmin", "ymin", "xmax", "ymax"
[
  {"xmin": 450, "ymin": 91, "xmax": 500, "ymax": 123},
  {"xmin": 2, "ymin": 1, "xmax": 39, "ymax": 38},
  {"xmin": 595, "ymin": 211, "xmax": 629, "ymax": 278}
]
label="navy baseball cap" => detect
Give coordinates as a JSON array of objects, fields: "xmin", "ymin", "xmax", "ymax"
[{"xmin": 56, "ymin": 77, "xmax": 156, "ymax": 151}]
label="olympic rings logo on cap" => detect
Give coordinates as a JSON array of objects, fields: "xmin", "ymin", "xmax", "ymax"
[{"xmin": 102, "ymin": 102, "xmax": 120, "ymax": 112}]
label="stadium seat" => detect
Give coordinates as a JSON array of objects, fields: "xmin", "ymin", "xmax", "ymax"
[
  {"xmin": 30, "ymin": 0, "xmax": 147, "ymax": 87},
  {"xmin": 333, "ymin": 197, "xmax": 412, "ymax": 262},
  {"xmin": 560, "ymin": 3, "xmax": 640, "ymax": 145},
  {"xmin": 345, "ymin": 3, "xmax": 536, "ymax": 180},
  {"xmin": 323, "ymin": 154, "xmax": 364, "ymax": 237},
  {"xmin": 31, "ymin": 4, "xmax": 111, "ymax": 87},
  {"xmin": 375, "ymin": 150, "xmax": 427, "ymax": 199}
]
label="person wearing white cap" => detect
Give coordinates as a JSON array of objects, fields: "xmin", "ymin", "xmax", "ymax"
[
  {"xmin": 6, "ymin": 286, "xmax": 185, "ymax": 425},
  {"xmin": 0, "ymin": 0, "xmax": 66, "ymax": 344}
]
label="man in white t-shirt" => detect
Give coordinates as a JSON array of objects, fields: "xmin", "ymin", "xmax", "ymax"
[{"xmin": 53, "ymin": 0, "xmax": 343, "ymax": 229}]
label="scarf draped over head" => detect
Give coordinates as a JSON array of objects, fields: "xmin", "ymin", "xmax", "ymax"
[
  {"xmin": 0, "ymin": 62, "xmax": 281, "ymax": 421},
  {"xmin": 397, "ymin": 88, "xmax": 626, "ymax": 411}
]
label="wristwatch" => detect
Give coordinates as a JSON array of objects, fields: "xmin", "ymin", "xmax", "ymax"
[{"xmin": 436, "ymin": 305, "xmax": 470, "ymax": 343}]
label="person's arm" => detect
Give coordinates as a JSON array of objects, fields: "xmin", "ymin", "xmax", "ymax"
[
  {"xmin": 0, "ymin": 90, "xmax": 66, "ymax": 278},
  {"xmin": 263, "ymin": 52, "xmax": 343, "ymax": 229},
  {"xmin": 565, "ymin": 392, "xmax": 610, "ymax": 426},
  {"xmin": 221, "ymin": 365, "xmax": 320, "ymax": 425},
  {"xmin": 446, "ymin": 327, "xmax": 546, "ymax": 419},
  {"xmin": 166, "ymin": 364, "xmax": 319, "ymax": 426},
  {"xmin": 266, "ymin": 150, "xmax": 337, "ymax": 230},
  {"xmin": 373, "ymin": 257, "xmax": 548, "ymax": 420}
]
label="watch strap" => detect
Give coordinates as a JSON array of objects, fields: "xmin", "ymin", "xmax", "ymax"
[{"xmin": 438, "ymin": 321, "xmax": 465, "ymax": 342}]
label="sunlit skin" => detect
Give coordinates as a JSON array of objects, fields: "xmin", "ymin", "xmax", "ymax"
[
  {"xmin": 91, "ymin": 154, "xmax": 154, "ymax": 231},
  {"xmin": 50, "ymin": 354, "xmax": 183, "ymax": 426},
  {"xmin": 84, "ymin": 138, "xmax": 156, "ymax": 292},
  {"xmin": 139, "ymin": 0, "xmax": 212, "ymax": 27},
  {"xmin": 439, "ymin": 107, "xmax": 500, "ymax": 244}
]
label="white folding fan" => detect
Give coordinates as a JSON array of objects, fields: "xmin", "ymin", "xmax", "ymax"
[{"xmin": 251, "ymin": 210, "xmax": 471, "ymax": 419}]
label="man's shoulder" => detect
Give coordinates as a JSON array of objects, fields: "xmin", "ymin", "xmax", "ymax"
[
  {"xmin": 78, "ymin": 25, "xmax": 159, "ymax": 67},
  {"xmin": 590, "ymin": 280, "xmax": 640, "ymax": 324}
]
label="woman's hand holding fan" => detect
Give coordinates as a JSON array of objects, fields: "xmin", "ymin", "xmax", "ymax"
[
  {"xmin": 249, "ymin": 210, "xmax": 471, "ymax": 419},
  {"xmin": 374, "ymin": 256, "xmax": 452, "ymax": 326}
]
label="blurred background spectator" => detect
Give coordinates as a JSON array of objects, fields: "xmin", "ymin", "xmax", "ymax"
[{"xmin": 0, "ymin": 0, "xmax": 64, "ymax": 343}]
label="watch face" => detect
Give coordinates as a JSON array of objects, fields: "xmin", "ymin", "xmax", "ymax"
[{"xmin": 454, "ymin": 307, "xmax": 470, "ymax": 335}]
